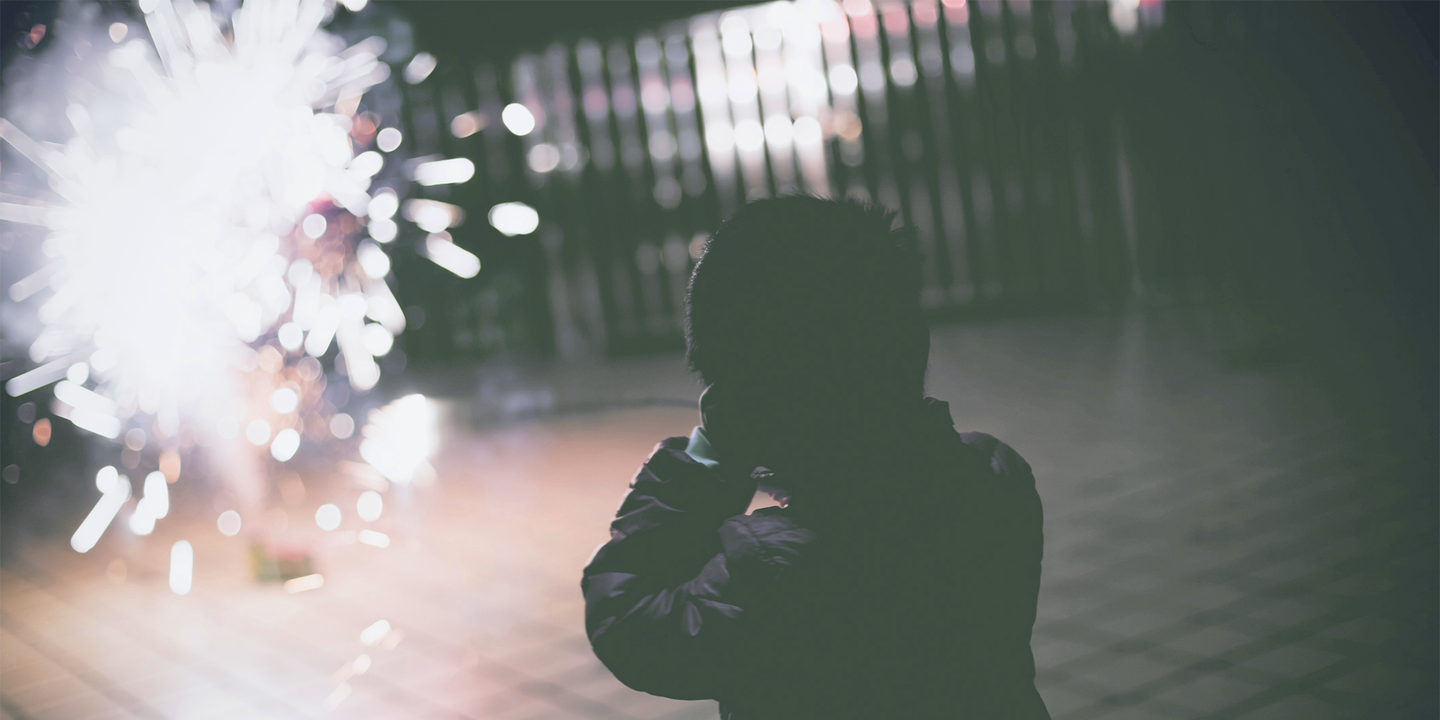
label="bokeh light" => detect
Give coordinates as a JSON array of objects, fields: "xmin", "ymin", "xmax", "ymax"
[
  {"xmin": 358, "ymin": 394, "xmax": 438, "ymax": 484},
  {"xmin": 488, "ymin": 202, "xmax": 540, "ymax": 237},
  {"xmin": 330, "ymin": 413, "xmax": 356, "ymax": 439},
  {"xmin": 357, "ymin": 491, "xmax": 384, "ymax": 522},
  {"xmin": 270, "ymin": 428, "xmax": 301, "ymax": 462},
  {"xmin": 502, "ymin": 103, "xmax": 536, "ymax": 135},
  {"xmin": 169, "ymin": 541, "xmax": 193, "ymax": 595},
  {"xmin": 217, "ymin": 510, "xmax": 242, "ymax": 537},
  {"xmin": 376, "ymin": 127, "xmax": 403, "ymax": 152},
  {"xmin": 316, "ymin": 503, "xmax": 342, "ymax": 531}
]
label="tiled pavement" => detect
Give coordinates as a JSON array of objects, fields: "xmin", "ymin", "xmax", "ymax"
[{"xmin": 1, "ymin": 310, "xmax": 1434, "ymax": 718}]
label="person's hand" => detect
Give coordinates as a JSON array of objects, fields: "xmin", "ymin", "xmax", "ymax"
[{"xmin": 698, "ymin": 384, "xmax": 766, "ymax": 474}]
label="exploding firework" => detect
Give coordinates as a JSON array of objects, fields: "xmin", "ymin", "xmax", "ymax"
[{"xmin": 0, "ymin": 0, "xmax": 443, "ymax": 555}]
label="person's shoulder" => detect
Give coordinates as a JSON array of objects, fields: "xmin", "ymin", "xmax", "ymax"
[
  {"xmin": 954, "ymin": 431, "xmax": 1036, "ymax": 487},
  {"xmin": 636, "ymin": 435, "xmax": 712, "ymax": 481},
  {"xmin": 916, "ymin": 399, "xmax": 1035, "ymax": 488}
]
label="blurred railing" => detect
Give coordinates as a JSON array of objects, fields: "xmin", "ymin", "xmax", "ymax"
[{"xmin": 391, "ymin": 0, "xmax": 1166, "ymax": 361}]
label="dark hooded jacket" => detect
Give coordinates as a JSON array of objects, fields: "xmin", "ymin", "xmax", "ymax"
[{"xmin": 581, "ymin": 398, "xmax": 1049, "ymax": 719}]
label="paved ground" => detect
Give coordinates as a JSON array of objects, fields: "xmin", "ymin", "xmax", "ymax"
[{"xmin": 1, "ymin": 309, "xmax": 1434, "ymax": 719}]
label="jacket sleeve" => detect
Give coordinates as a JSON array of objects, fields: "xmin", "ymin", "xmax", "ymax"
[
  {"xmin": 957, "ymin": 432, "xmax": 1049, "ymax": 717},
  {"xmin": 580, "ymin": 436, "xmax": 811, "ymax": 700}
]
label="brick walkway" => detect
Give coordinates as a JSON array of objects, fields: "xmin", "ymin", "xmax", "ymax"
[{"xmin": 1, "ymin": 311, "xmax": 1434, "ymax": 718}]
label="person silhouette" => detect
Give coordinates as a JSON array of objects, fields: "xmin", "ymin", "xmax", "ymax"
[{"xmin": 582, "ymin": 196, "xmax": 1050, "ymax": 719}]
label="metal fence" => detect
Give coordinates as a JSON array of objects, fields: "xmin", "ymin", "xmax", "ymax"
[{"xmin": 392, "ymin": 0, "xmax": 1166, "ymax": 362}]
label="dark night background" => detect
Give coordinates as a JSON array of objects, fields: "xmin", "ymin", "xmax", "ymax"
[{"xmin": 0, "ymin": 1, "xmax": 1435, "ymax": 718}]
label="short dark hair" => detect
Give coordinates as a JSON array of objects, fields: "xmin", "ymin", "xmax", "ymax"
[{"xmin": 685, "ymin": 195, "xmax": 928, "ymax": 408}]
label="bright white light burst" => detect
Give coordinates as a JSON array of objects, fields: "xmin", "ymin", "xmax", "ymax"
[{"xmin": 2, "ymin": 0, "xmax": 403, "ymax": 446}]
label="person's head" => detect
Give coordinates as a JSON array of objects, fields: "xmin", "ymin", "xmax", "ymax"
[{"xmin": 685, "ymin": 195, "xmax": 929, "ymax": 460}]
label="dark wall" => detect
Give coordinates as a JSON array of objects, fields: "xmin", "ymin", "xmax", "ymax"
[{"xmin": 1127, "ymin": 1, "xmax": 1436, "ymax": 432}]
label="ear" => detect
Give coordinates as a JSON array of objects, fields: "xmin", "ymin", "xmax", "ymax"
[{"xmin": 698, "ymin": 384, "xmax": 718, "ymax": 429}]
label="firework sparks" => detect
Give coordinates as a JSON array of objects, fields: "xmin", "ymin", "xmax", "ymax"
[
  {"xmin": 5, "ymin": 0, "xmax": 395, "ymax": 412},
  {"xmin": 358, "ymin": 393, "xmax": 438, "ymax": 485},
  {"xmin": 1, "ymin": 0, "xmax": 450, "ymax": 556}
]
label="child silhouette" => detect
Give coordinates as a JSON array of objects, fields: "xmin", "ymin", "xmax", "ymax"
[{"xmin": 582, "ymin": 196, "xmax": 1049, "ymax": 719}]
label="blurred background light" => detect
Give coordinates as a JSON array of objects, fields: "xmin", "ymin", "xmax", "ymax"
[
  {"xmin": 376, "ymin": 127, "xmax": 403, "ymax": 152},
  {"xmin": 763, "ymin": 116, "xmax": 794, "ymax": 148},
  {"xmin": 1110, "ymin": 0, "xmax": 1141, "ymax": 35},
  {"xmin": 217, "ymin": 510, "xmax": 242, "ymax": 537},
  {"xmin": 284, "ymin": 574, "xmax": 325, "ymax": 593},
  {"xmin": 360, "ymin": 619, "xmax": 391, "ymax": 646},
  {"xmin": 357, "ymin": 490, "xmax": 384, "ymax": 522},
  {"xmin": 404, "ymin": 199, "xmax": 465, "ymax": 233},
  {"xmin": 363, "ymin": 324, "xmax": 395, "ymax": 356},
  {"xmin": 303, "ymin": 214, "xmax": 328, "ymax": 239},
  {"xmin": 246, "ymin": 420, "xmax": 271, "ymax": 446},
  {"xmin": 357, "ymin": 241, "xmax": 393, "ymax": 279},
  {"xmin": 271, "ymin": 387, "xmax": 299, "ymax": 413},
  {"xmin": 487, "ymin": 202, "xmax": 540, "ymax": 237},
  {"xmin": 527, "ymin": 144, "xmax": 561, "ymax": 173},
  {"xmin": 502, "ymin": 103, "xmax": 536, "ymax": 135},
  {"xmin": 169, "ymin": 541, "xmax": 193, "ymax": 595},
  {"xmin": 367, "ymin": 189, "xmax": 400, "ymax": 220},
  {"xmin": 423, "ymin": 233, "xmax": 482, "ymax": 279},
  {"xmin": 270, "ymin": 428, "xmax": 301, "ymax": 462},
  {"xmin": 94, "ymin": 466, "xmax": 118, "ymax": 493},
  {"xmin": 403, "ymin": 52, "xmax": 438, "ymax": 84},
  {"xmin": 369, "ymin": 217, "xmax": 399, "ymax": 242},
  {"xmin": 450, "ymin": 111, "xmax": 485, "ymax": 138},
  {"xmin": 330, "ymin": 412, "xmax": 356, "ymax": 439},
  {"xmin": 351, "ymin": 151, "xmax": 385, "ymax": 178},
  {"xmin": 127, "ymin": 506, "xmax": 156, "ymax": 536},
  {"xmin": 70, "ymin": 475, "xmax": 130, "ymax": 553},
  {"xmin": 358, "ymin": 394, "xmax": 437, "ymax": 484},
  {"xmin": 143, "ymin": 471, "xmax": 168, "ymax": 519},
  {"xmin": 412, "ymin": 157, "xmax": 476, "ymax": 186},
  {"xmin": 277, "ymin": 322, "xmax": 304, "ymax": 351},
  {"xmin": 316, "ymin": 503, "xmax": 342, "ymax": 531},
  {"xmin": 734, "ymin": 119, "xmax": 765, "ymax": 152}
]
